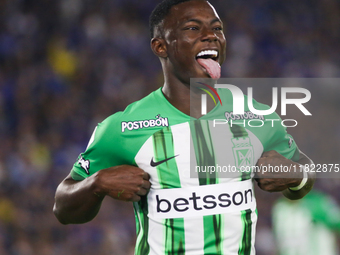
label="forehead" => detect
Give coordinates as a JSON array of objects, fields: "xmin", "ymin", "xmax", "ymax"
[{"xmin": 164, "ymin": 1, "xmax": 221, "ymax": 27}]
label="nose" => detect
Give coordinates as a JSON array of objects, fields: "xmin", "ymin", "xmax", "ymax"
[{"xmin": 201, "ymin": 27, "xmax": 218, "ymax": 42}]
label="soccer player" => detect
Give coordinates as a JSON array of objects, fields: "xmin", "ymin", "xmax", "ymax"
[
  {"xmin": 272, "ymin": 190, "xmax": 340, "ymax": 255},
  {"xmin": 53, "ymin": 1, "xmax": 315, "ymax": 254}
]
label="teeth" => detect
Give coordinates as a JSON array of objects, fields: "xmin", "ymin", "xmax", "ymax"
[{"xmin": 196, "ymin": 50, "xmax": 218, "ymax": 58}]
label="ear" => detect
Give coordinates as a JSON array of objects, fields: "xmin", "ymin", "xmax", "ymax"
[{"xmin": 151, "ymin": 38, "xmax": 168, "ymax": 58}]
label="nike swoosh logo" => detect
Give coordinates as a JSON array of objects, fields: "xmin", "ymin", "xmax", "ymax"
[{"xmin": 150, "ymin": 155, "xmax": 179, "ymax": 167}]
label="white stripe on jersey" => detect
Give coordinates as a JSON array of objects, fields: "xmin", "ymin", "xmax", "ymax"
[
  {"xmin": 171, "ymin": 122, "xmax": 205, "ymax": 253},
  {"xmin": 208, "ymin": 120, "xmax": 239, "ymax": 179},
  {"xmin": 171, "ymin": 123, "xmax": 199, "ymax": 187},
  {"xmin": 183, "ymin": 217, "xmax": 205, "ymax": 254}
]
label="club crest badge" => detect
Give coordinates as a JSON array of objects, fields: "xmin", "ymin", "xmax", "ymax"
[{"xmin": 231, "ymin": 137, "xmax": 254, "ymax": 169}]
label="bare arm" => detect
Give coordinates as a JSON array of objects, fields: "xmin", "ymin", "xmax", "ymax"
[
  {"xmin": 53, "ymin": 165, "xmax": 151, "ymax": 224},
  {"xmin": 254, "ymin": 150, "xmax": 315, "ymax": 200},
  {"xmin": 282, "ymin": 151, "xmax": 315, "ymax": 200}
]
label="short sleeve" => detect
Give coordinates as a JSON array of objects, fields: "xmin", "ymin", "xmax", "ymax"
[
  {"xmin": 70, "ymin": 112, "xmax": 127, "ymax": 180},
  {"xmin": 265, "ymin": 122, "xmax": 300, "ymax": 161}
]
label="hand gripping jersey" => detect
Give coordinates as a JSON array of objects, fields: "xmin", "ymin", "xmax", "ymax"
[{"xmin": 71, "ymin": 88, "xmax": 299, "ymax": 255}]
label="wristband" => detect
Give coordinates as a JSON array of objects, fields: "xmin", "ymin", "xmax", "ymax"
[{"xmin": 289, "ymin": 166, "xmax": 308, "ymax": 191}]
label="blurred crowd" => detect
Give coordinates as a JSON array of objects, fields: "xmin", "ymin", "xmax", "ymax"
[{"xmin": 0, "ymin": 0, "xmax": 339, "ymax": 254}]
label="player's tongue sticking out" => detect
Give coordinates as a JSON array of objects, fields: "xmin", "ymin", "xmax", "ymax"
[{"xmin": 197, "ymin": 58, "xmax": 221, "ymax": 79}]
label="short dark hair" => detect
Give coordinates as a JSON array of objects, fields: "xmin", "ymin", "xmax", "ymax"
[{"xmin": 149, "ymin": 0, "xmax": 192, "ymax": 38}]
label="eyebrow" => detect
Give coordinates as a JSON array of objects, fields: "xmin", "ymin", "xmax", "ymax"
[{"xmin": 184, "ymin": 18, "xmax": 222, "ymax": 25}]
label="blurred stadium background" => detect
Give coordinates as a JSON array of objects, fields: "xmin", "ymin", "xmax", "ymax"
[{"xmin": 0, "ymin": 0, "xmax": 339, "ymax": 254}]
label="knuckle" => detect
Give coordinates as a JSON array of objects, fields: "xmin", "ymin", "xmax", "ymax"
[
  {"xmin": 145, "ymin": 181, "xmax": 151, "ymax": 189},
  {"xmin": 133, "ymin": 187, "xmax": 141, "ymax": 194},
  {"xmin": 125, "ymin": 192, "xmax": 135, "ymax": 200},
  {"xmin": 144, "ymin": 173, "xmax": 150, "ymax": 180},
  {"xmin": 137, "ymin": 179, "xmax": 144, "ymax": 187}
]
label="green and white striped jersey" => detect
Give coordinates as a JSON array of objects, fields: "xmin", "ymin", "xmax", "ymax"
[
  {"xmin": 272, "ymin": 190, "xmax": 340, "ymax": 255},
  {"xmin": 71, "ymin": 87, "xmax": 299, "ymax": 255}
]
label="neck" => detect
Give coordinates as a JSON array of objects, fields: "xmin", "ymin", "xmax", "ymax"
[{"xmin": 161, "ymin": 73, "xmax": 215, "ymax": 119}]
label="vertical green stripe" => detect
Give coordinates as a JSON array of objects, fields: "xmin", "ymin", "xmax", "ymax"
[
  {"xmin": 164, "ymin": 218, "xmax": 185, "ymax": 255},
  {"xmin": 203, "ymin": 214, "xmax": 224, "ymax": 255},
  {"xmin": 190, "ymin": 120, "xmax": 224, "ymax": 255},
  {"xmin": 229, "ymin": 125, "xmax": 254, "ymax": 254},
  {"xmin": 152, "ymin": 127, "xmax": 185, "ymax": 254},
  {"xmin": 134, "ymin": 197, "xmax": 150, "ymax": 255},
  {"xmin": 229, "ymin": 124, "xmax": 248, "ymax": 138},
  {"xmin": 190, "ymin": 120, "xmax": 217, "ymax": 185},
  {"xmin": 238, "ymin": 209, "xmax": 252, "ymax": 255},
  {"xmin": 153, "ymin": 128, "xmax": 181, "ymax": 188},
  {"xmin": 134, "ymin": 203, "xmax": 141, "ymax": 237}
]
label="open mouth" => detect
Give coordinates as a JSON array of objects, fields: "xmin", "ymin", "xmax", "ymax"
[
  {"xmin": 196, "ymin": 50, "xmax": 221, "ymax": 79},
  {"xmin": 196, "ymin": 50, "xmax": 219, "ymax": 61}
]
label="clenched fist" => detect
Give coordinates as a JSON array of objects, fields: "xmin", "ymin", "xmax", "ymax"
[
  {"xmin": 254, "ymin": 150, "xmax": 303, "ymax": 192},
  {"xmin": 92, "ymin": 165, "xmax": 151, "ymax": 202}
]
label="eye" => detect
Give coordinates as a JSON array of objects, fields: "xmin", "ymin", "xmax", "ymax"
[
  {"xmin": 184, "ymin": 26, "xmax": 199, "ymax": 31},
  {"xmin": 213, "ymin": 26, "xmax": 223, "ymax": 31}
]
